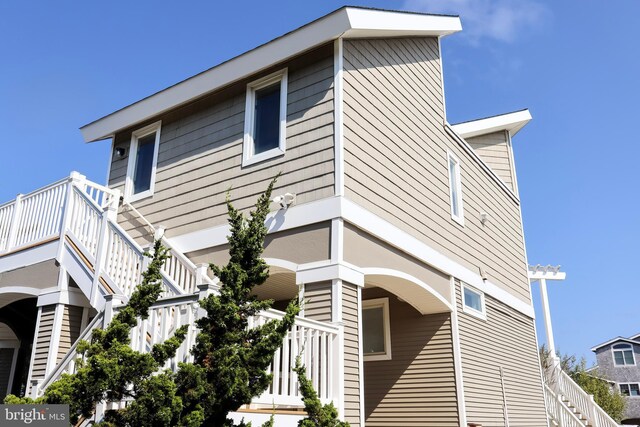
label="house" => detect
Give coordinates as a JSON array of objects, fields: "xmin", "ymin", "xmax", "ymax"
[
  {"xmin": 591, "ymin": 334, "xmax": 640, "ymax": 424},
  {"xmin": 0, "ymin": 6, "xmax": 558, "ymax": 426}
]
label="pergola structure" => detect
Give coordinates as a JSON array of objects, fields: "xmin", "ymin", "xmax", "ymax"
[{"xmin": 528, "ymin": 264, "xmax": 566, "ymax": 360}]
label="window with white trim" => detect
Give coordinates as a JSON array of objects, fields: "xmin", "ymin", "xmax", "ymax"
[
  {"xmin": 125, "ymin": 121, "xmax": 161, "ymax": 202},
  {"xmin": 619, "ymin": 383, "xmax": 640, "ymax": 397},
  {"xmin": 447, "ymin": 152, "xmax": 464, "ymax": 225},
  {"xmin": 613, "ymin": 343, "xmax": 635, "ymax": 366},
  {"xmin": 462, "ymin": 284, "xmax": 485, "ymax": 319},
  {"xmin": 362, "ymin": 298, "xmax": 391, "ymax": 361},
  {"xmin": 243, "ymin": 69, "xmax": 288, "ymax": 166}
]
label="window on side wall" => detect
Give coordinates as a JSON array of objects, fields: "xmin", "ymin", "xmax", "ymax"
[
  {"xmin": 125, "ymin": 121, "xmax": 161, "ymax": 202},
  {"xmin": 619, "ymin": 383, "xmax": 640, "ymax": 397},
  {"xmin": 462, "ymin": 284, "xmax": 485, "ymax": 319},
  {"xmin": 362, "ymin": 298, "xmax": 391, "ymax": 361},
  {"xmin": 447, "ymin": 151, "xmax": 464, "ymax": 226},
  {"xmin": 613, "ymin": 343, "xmax": 635, "ymax": 366},
  {"xmin": 243, "ymin": 69, "xmax": 288, "ymax": 167}
]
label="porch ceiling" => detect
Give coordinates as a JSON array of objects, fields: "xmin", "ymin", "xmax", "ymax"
[{"xmin": 365, "ymin": 273, "xmax": 451, "ymax": 315}]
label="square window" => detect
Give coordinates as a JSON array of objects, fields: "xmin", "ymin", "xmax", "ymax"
[
  {"xmin": 447, "ymin": 152, "xmax": 464, "ymax": 225},
  {"xmin": 362, "ymin": 298, "xmax": 391, "ymax": 361},
  {"xmin": 125, "ymin": 121, "xmax": 161, "ymax": 202},
  {"xmin": 613, "ymin": 344, "xmax": 635, "ymax": 366},
  {"xmin": 243, "ymin": 69, "xmax": 287, "ymax": 166},
  {"xmin": 620, "ymin": 383, "xmax": 640, "ymax": 397},
  {"xmin": 462, "ymin": 284, "xmax": 485, "ymax": 319}
]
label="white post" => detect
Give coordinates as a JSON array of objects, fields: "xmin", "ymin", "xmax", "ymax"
[
  {"xmin": 589, "ymin": 395, "xmax": 599, "ymax": 427},
  {"xmin": 103, "ymin": 294, "xmax": 125, "ymax": 325},
  {"xmin": 6, "ymin": 194, "xmax": 23, "ymax": 251},
  {"xmin": 538, "ymin": 278, "xmax": 557, "ymax": 360},
  {"xmin": 56, "ymin": 172, "xmax": 86, "ymax": 261},
  {"xmin": 90, "ymin": 196, "xmax": 118, "ymax": 307}
]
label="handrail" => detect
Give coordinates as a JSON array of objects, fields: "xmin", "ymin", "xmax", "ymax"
[
  {"xmin": 544, "ymin": 384, "xmax": 589, "ymax": 427},
  {"xmin": 39, "ymin": 312, "xmax": 105, "ymax": 392}
]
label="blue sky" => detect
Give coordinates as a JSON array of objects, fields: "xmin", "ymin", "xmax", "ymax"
[{"xmin": 1, "ymin": 0, "xmax": 638, "ymax": 364}]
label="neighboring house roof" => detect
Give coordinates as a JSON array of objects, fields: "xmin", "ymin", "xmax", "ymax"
[
  {"xmin": 81, "ymin": 6, "xmax": 462, "ymax": 143},
  {"xmin": 591, "ymin": 336, "xmax": 640, "ymax": 352},
  {"xmin": 450, "ymin": 109, "xmax": 532, "ymax": 139}
]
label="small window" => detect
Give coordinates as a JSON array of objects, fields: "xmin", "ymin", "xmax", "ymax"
[
  {"xmin": 243, "ymin": 69, "xmax": 287, "ymax": 167},
  {"xmin": 462, "ymin": 284, "xmax": 485, "ymax": 319},
  {"xmin": 619, "ymin": 383, "xmax": 640, "ymax": 397},
  {"xmin": 362, "ymin": 298, "xmax": 391, "ymax": 361},
  {"xmin": 125, "ymin": 121, "xmax": 161, "ymax": 202},
  {"xmin": 613, "ymin": 344, "xmax": 635, "ymax": 366},
  {"xmin": 447, "ymin": 152, "xmax": 464, "ymax": 225}
]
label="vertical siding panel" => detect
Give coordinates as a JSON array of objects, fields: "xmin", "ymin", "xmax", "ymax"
[{"xmin": 456, "ymin": 282, "xmax": 546, "ymax": 426}]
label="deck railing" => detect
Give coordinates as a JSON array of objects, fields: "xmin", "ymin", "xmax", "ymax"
[
  {"xmin": 543, "ymin": 361, "xmax": 619, "ymax": 427},
  {"xmin": 544, "ymin": 383, "xmax": 590, "ymax": 427},
  {"xmin": 0, "ymin": 172, "xmax": 215, "ymax": 299},
  {"xmin": 36, "ymin": 293, "xmax": 340, "ymax": 408}
]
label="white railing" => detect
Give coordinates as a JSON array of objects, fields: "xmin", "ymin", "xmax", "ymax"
[
  {"xmin": 0, "ymin": 202, "xmax": 15, "ymax": 251},
  {"xmin": 544, "ymin": 384, "xmax": 588, "ymax": 427},
  {"xmin": 544, "ymin": 364, "xmax": 619, "ymax": 427},
  {"xmin": 38, "ymin": 296, "xmax": 340, "ymax": 409},
  {"xmin": 103, "ymin": 222, "xmax": 145, "ymax": 298}
]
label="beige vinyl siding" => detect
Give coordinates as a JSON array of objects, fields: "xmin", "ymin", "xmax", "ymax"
[
  {"xmin": 0, "ymin": 348, "xmax": 14, "ymax": 397},
  {"xmin": 363, "ymin": 287, "xmax": 458, "ymax": 427},
  {"xmin": 343, "ymin": 282, "xmax": 361, "ymax": 426},
  {"xmin": 466, "ymin": 131, "xmax": 515, "ymax": 190},
  {"xmin": 31, "ymin": 305, "xmax": 55, "ymax": 380},
  {"xmin": 456, "ymin": 282, "xmax": 546, "ymax": 427},
  {"xmin": 57, "ymin": 305, "xmax": 83, "ymax": 363},
  {"xmin": 303, "ymin": 281, "xmax": 332, "ymax": 323},
  {"xmin": 342, "ymin": 38, "xmax": 530, "ymax": 304},
  {"xmin": 110, "ymin": 48, "xmax": 335, "ymax": 242}
]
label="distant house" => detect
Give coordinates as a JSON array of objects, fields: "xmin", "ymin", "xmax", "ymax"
[{"xmin": 592, "ymin": 334, "xmax": 640, "ymax": 424}]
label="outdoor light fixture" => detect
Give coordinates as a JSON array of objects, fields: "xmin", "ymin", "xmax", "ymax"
[
  {"xmin": 272, "ymin": 193, "xmax": 296, "ymax": 210},
  {"xmin": 115, "ymin": 147, "xmax": 126, "ymax": 158},
  {"xmin": 480, "ymin": 212, "xmax": 489, "ymax": 225}
]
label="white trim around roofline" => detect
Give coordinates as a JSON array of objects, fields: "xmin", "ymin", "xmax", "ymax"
[
  {"xmin": 591, "ymin": 337, "xmax": 640, "ymax": 352},
  {"xmin": 168, "ymin": 196, "xmax": 535, "ymax": 318},
  {"xmin": 81, "ymin": 7, "xmax": 461, "ymax": 143},
  {"xmin": 451, "ymin": 109, "xmax": 532, "ymax": 139}
]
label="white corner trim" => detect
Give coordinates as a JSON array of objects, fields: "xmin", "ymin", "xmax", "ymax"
[
  {"xmin": 451, "ymin": 109, "xmax": 532, "ymax": 139},
  {"xmin": 449, "ymin": 278, "xmax": 467, "ymax": 427},
  {"xmin": 356, "ymin": 285, "xmax": 365, "ymax": 425},
  {"xmin": 447, "ymin": 150, "xmax": 464, "ymax": 226},
  {"xmin": 124, "ymin": 121, "xmax": 161, "ymax": 203},
  {"xmin": 437, "ymin": 36, "xmax": 447, "ymax": 124},
  {"xmin": 81, "ymin": 7, "xmax": 461, "ymax": 143},
  {"xmin": 242, "ymin": 69, "xmax": 288, "ymax": 167},
  {"xmin": 334, "ymin": 38, "xmax": 345, "ymax": 197}
]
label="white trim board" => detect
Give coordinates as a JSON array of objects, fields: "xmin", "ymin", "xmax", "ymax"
[
  {"xmin": 451, "ymin": 109, "xmax": 532, "ymax": 139},
  {"xmin": 169, "ymin": 196, "xmax": 535, "ymax": 318},
  {"xmin": 81, "ymin": 7, "xmax": 461, "ymax": 142}
]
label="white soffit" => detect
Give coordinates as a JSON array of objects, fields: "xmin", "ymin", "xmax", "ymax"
[
  {"xmin": 451, "ymin": 109, "xmax": 532, "ymax": 139},
  {"xmin": 81, "ymin": 7, "xmax": 461, "ymax": 143}
]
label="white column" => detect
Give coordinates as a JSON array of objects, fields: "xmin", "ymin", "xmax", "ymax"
[{"xmin": 538, "ymin": 278, "xmax": 557, "ymax": 359}]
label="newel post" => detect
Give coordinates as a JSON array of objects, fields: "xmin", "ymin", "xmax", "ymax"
[
  {"xmin": 90, "ymin": 191, "xmax": 119, "ymax": 307},
  {"xmin": 6, "ymin": 193, "xmax": 24, "ymax": 251},
  {"xmin": 55, "ymin": 172, "xmax": 86, "ymax": 261},
  {"xmin": 589, "ymin": 394, "xmax": 599, "ymax": 427},
  {"xmin": 103, "ymin": 294, "xmax": 125, "ymax": 325}
]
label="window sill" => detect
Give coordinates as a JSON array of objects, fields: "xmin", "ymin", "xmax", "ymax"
[
  {"xmin": 364, "ymin": 352, "xmax": 392, "ymax": 362},
  {"xmin": 462, "ymin": 306, "xmax": 486, "ymax": 321},
  {"xmin": 126, "ymin": 190, "xmax": 154, "ymax": 204},
  {"xmin": 242, "ymin": 147, "xmax": 285, "ymax": 167}
]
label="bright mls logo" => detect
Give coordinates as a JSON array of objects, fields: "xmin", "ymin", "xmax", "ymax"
[{"xmin": 1, "ymin": 405, "xmax": 68, "ymax": 426}]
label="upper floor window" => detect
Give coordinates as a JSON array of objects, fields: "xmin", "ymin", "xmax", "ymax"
[
  {"xmin": 613, "ymin": 343, "xmax": 635, "ymax": 366},
  {"xmin": 243, "ymin": 69, "xmax": 288, "ymax": 167},
  {"xmin": 447, "ymin": 152, "xmax": 464, "ymax": 226},
  {"xmin": 125, "ymin": 121, "xmax": 161, "ymax": 202},
  {"xmin": 619, "ymin": 383, "xmax": 640, "ymax": 397},
  {"xmin": 462, "ymin": 284, "xmax": 485, "ymax": 319},
  {"xmin": 362, "ymin": 298, "xmax": 391, "ymax": 361}
]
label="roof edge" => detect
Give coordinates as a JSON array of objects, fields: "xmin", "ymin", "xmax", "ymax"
[
  {"xmin": 451, "ymin": 109, "xmax": 532, "ymax": 139},
  {"xmin": 82, "ymin": 6, "xmax": 462, "ymax": 142},
  {"xmin": 591, "ymin": 337, "xmax": 640, "ymax": 352}
]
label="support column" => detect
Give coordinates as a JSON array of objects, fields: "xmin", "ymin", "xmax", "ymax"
[{"xmin": 538, "ymin": 278, "xmax": 557, "ymax": 359}]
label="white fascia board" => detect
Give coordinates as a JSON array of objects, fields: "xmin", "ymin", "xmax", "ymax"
[
  {"xmin": 528, "ymin": 271, "xmax": 567, "ymax": 281},
  {"xmin": 451, "ymin": 109, "xmax": 532, "ymax": 139},
  {"xmin": 81, "ymin": 7, "xmax": 461, "ymax": 143},
  {"xmin": 591, "ymin": 337, "xmax": 640, "ymax": 352}
]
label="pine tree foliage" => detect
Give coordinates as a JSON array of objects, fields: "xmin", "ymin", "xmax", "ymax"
[
  {"xmin": 175, "ymin": 176, "xmax": 301, "ymax": 426},
  {"xmin": 293, "ymin": 357, "xmax": 349, "ymax": 427}
]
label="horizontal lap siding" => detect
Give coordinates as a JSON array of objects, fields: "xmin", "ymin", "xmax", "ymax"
[
  {"xmin": 110, "ymin": 53, "xmax": 335, "ymax": 240},
  {"xmin": 343, "ymin": 283, "xmax": 361, "ymax": 426},
  {"xmin": 342, "ymin": 38, "xmax": 531, "ymax": 304},
  {"xmin": 466, "ymin": 131, "xmax": 514, "ymax": 190},
  {"xmin": 304, "ymin": 281, "xmax": 332, "ymax": 323},
  {"xmin": 31, "ymin": 305, "xmax": 55, "ymax": 380},
  {"xmin": 57, "ymin": 305, "xmax": 83, "ymax": 363},
  {"xmin": 363, "ymin": 288, "xmax": 458, "ymax": 427},
  {"xmin": 456, "ymin": 283, "xmax": 546, "ymax": 427}
]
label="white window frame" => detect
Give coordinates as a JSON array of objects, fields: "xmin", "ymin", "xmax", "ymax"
[
  {"xmin": 462, "ymin": 284, "xmax": 486, "ymax": 320},
  {"xmin": 619, "ymin": 383, "xmax": 640, "ymax": 397},
  {"xmin": 612, "ymin": 343, "xmax": 636, "ymax": 366},
  {"xmin": 125, "ymin": 121, "xmax": 161, "ymax": 202},
  {"xmin": 447, "ymin": 151, "xmax": 464, "ymax": 226},
  {"xmin": 362, "ymin": 297, "xmax": 392, "ymax": 361},
  {"xmin": 242, "ymin": 69, "xmax": 288, "ymax": 167}
]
